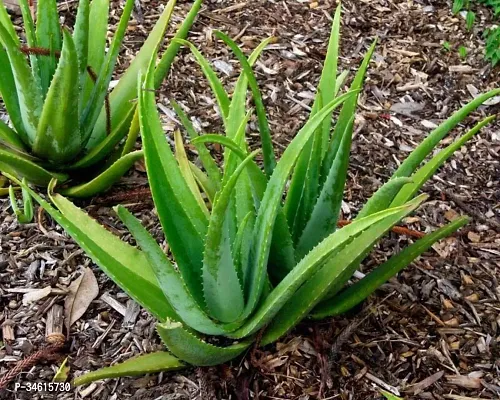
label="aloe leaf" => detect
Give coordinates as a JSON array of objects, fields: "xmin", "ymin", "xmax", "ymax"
[
  {"xmin": 0, "ymin": 148, "xmax": 67, "ymax": 185},
  {"xmin": 35, "ymin": 0, "xmax": 62, "ymax": 95},
  {"xmin": 262, "ymin": 195, "xmax": 426, "ymax": 344},
  {"xmin": 318, "ymin": 5, "xmax": 342, "ymax": 157},
  {"xmin": 153, "ymin": 0, "xmax": 203, "ymax": 89},
  {"xmin": 295, "ymin": 116, "xmax": 354, "ymax": 259},
  {"xmin": 286, "ymin": 94, "xmax": 324, "ymax": 245},
  {"xmin": 80, "ymin": 0, "xmax": 134, "ymax": 144},
  {"xmin": 0, "ymin": 119, "xmax": 26, "ymax": 151},
  {"xmin": 203, "ymin": 150, "xmax": 259, "ymax": 323},
  {"xmin": 174, "ymin": 129, "xmax": 210, "ymax": 216},
  {"xmin": 157, "ymin": 320, "xmax": 251, "ymax": 366},
  {"xmin": 33, "ymin": 30, "xmax": 81, "ymax": 164},
  {"xmin": 140, "ymin": 55, "xmax": 208, "ymax": 308},
  {"xmin": 72, "ymin": 0, "xmax": 89, "ymax": 94},
  {"xmin": 87, "ymin": 0, "xmax": 175, "ymax": 148},
  {"xmin": 224, "ymin": 39, "xmax": 273, "ymax": 231},
  {"xmin": 116, "ymin": 205, "xmax": 231, "ymax": 335},
  {"xmin": 82, "ymin": 0, "xmax": 109, "ymax": 105},
  {"xmin": 72, "ymin": 352, "xmax": 185, "ymax": 386},
  {"xmin": 8, "ymin": 179, "xmax": 33, "ymax": 223},
  {"xmin": 70, "ymin": 105, "xmax": 136, "ymax": 169},
  {"xmin": 0, "ymin": 48, "xmax": 25, "ymax": 140},
  {"xmin": 391, "ymin": 88, "xmax": 500, "ymax": 180},
  {"xmin": 240, "ymin": 91, "xmax": 355, "ymax": 318},
  {"xmin": 120, "ymin": 107, "xmax": 140, "ymax": 157},
  {"xmin": 311, "ymin": 216, "xmax": 469, "ymax": 319},
  {"xmin": 191, "ymin": 134, "xmax": 296, "ymax": 280},
  {"xmin": 215, "ymin": 31, "xmax": 276, "ymax": 177},
  {"xmin": 356, "ymin": 177, "xmax": 413, "ymax": 219},
  {"xmin": 390, "ymin": 116, "xmax": 494, "ymax": 207},
  {"xmin": 192, "ymin": 134, "xmax": 268, "ymax": 198},
  {"xmin": 0, "ymin": 0, "xmax": 19, "ymax": 43},
  {"xmin": 226, "ymin": 37, "xmax": 274, "ymax": 141},
  {"xmin": 0, "ymin": 22, "xmax": 43, "ymax": 144},
  {"xmin": 18, "ymin": 0, "xmax": 40, "ymax": 82},
  {"xmin": 189, "ymin": 162, "xmax": 216, "ymax": 205},
  {"xmin": 228, "ymin": 201, "xmax": 418, "ymax": 340},
  {"xmin": 58, "ymin": 150, "xmax": 143, "ymax": 197},
  {"xmin": 171, "ymin": 99, "xmax": 222, "ymax": 186},
  {"xmin": 174, "ymin": 39, "xmax": 230, "ymax": 123},
  {"xmin": 283, "ymin": 7, "xmax": 341, "ymax": 239},
  {"xmin": 233, "ymin": 211, "xmax": 253, "ymax": 285},
  {"xmin": 334, "ymin": 70, "xmax": 349, "ymax": 97},
  {"xmin": 13, "ymin": 179, "xmax": 176, "ymax": 321},
  {"xmin": 319, "ymin": 41, "xmax": 376, "ymax": 188}
]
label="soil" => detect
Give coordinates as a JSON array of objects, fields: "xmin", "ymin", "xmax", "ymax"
[{"xmin": 1, "ymin": 0, "xmax": 500, "ymax": 399}]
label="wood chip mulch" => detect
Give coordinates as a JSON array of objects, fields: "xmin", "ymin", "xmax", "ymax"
[{"xmin": 1, "ymin": 0, "xmax": 500, "ymax": 399}]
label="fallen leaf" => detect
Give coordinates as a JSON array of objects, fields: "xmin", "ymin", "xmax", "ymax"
[
  {"xmin": 53, "ymin": 357, "xmax": 70, "ymax": 382},
  {"xmin": 22, "ymin": 286, "xmax": 52, "ymax": 305},
  {"xmin": 64, "ymin": 267, "xmax": 99, "ymax": 332}
]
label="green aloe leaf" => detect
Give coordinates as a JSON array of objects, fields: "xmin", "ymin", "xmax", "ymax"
[
  {"xmin": 175, "ymin": 39, "xmax": 231, "ymax": 123},
  {"xmin": 82, "ymin": 0, "xmax": 109, "ymax": 105},
  {"xmin": 33, "ymin": 30, "xmax": 81, "ymax": 164},
  {"xmin": 283, "ymin": 6, "xmax": 341, "ymax": 242},
  {"xmin": 311, "ymin": 216, "xmax": 469, "ymax": 319},
  {"xmin": 317, "ymin": 5, "xmax": 342, "ymax": 157},
  {"xmin": 0, "ymin": 0, "xmax": 19, "ymax": 43},
  {"xmin": 319, "ymin": 41, "xmax": 376, "ymax": 188},
  {"xmin": 153, "ymin": 0, "xmax": 203, "ymax": 89},
  {"xmin": 157, "ymin": 320, "xmax": 251, "ymax": 366},
  {"xmin": 35, "ymin": 0, "xmax": 62, "ymax": 96},
  {"xmin": 189, "ymin": 162, "xmax": 217, "ymax": 205},
  {"xmin": 72, "ymin": 0, "xmax": 89, "ymax": 93},
  {"xmin": 8, "ymin": 179, "xmax": 33, "ymax": 223},
  {"xmin": 80, "ymin": 0, "xmax": 134, "ymax": 144},
  {"xmin": 73, "ymin": 352, "xmax": 185, "ymax": 387},
  {"xmin": 0, "ymin": 48, "xmax": 25, "ymax": 140},
  {"xmin": 139, "ymin": 54, "xmax": 208, "ymax": 309},
  {"xmin": 391, "ymin": 88, "xmax": 500, "ymax": 180},
  {"xmin": 203, "ymin": 150, "xmax": 259, "ymax": 323},
  {"xmin": 171, "ymin": 99, "xmax": 222, "ymax": 186},
  {"xmin": 14, "ymin": 179, "xmax": 176, "ymax": 321},
  {"xmin": 116, "ymin": 205, "xmax": 231, "ymax": 336},
  {"xmin": 87, "ymin": 0, "xmax": 175, "ymax": 148},
  {"xmin": 69, "ymin": 105, "xmax": 136, "ymax": 169},
  {"xmin": 174, "ymin": 129, "xmax": 210, "ymax": 216},
  {"xmin": 228, "ymin": 201, "xmax": 419, "ymax": 340},
  {"xmin": 215, "ymin": 31, "xmax": 276, "ymax": 177},
  {"xmin": 262, "ymin": 195, "xmax": 426, "ymax": 344},
  {"xmin": 356, "ymin": 177, "xmax": 413, "ymax": 219},
  {"xmin": 295, "ymin": 116, "xmax": 354, "ymax": 259},
  {"xmin": 0, "ymin": 148, "xmax": 67, "ymax": 185},
  {"xmin": 390, "ymin": 116, "xmax": 495, "ymax": 206},
  {"xmin": 18, "ymin": 0, "xmax": 40, "ymax": 82},
  {"xmin": 57, "ymin": 150, "xmax": 143, "ymax": 197},
  {"xmin": 0, "ymin": 22, "xmax": 43, "ymax": 144},
  {"xmin": 240, "ymin": 91, "xmax": 356, "ymax": 318},
  {"xmin": 0, "ymin": 119, "xmax": 26, "ymax": 151}
]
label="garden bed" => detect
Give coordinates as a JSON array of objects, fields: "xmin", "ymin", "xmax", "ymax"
[{"xmin": 1, "ymin": 0, "xmax": 499, "ymax": 398}]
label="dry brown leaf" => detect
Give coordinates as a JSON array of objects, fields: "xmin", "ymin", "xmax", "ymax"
[
  {"xmin": 64, "ymin": 267, "xmax": 99, "ymax": 333},
  {"xmin": 22, "ymin": 286, "xmax": 52, "ymax": 305}
]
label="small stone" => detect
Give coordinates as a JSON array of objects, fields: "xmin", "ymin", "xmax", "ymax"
[{"xmin": 467, "ymin": 231, "xmax": 481, "ymax": 243}]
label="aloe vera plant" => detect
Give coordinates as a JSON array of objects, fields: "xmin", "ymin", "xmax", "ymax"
[
  {"xmin": 19, "ymin": 4, "xmax": 499, "ymax": 384},
  {"xmin": 0, "ymin": 0, "xmax": 202, "ymax": 197}
]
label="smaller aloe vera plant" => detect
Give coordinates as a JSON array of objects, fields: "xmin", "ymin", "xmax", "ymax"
[
  {"xmin": 19, "ymin": 5, "xmax": 499, "ymax": 385},
  {"xmin": 0, "ymin": 0, "xmax": 201, "ymax": 197}
]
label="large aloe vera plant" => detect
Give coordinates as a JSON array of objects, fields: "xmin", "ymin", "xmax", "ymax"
[
  {"xmin": 0, "ymin": 0, "xmax": 202, "ymax": 197},
  {"xmin": 19, "ymin": 5, "xmax": 499, "ymax": 384}
]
